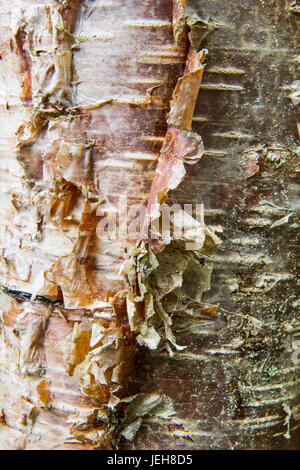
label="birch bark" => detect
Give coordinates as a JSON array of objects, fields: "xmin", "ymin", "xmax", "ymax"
[{"xmin": 0, "ymin": 0, "xmax": 299, "ymax": 450}]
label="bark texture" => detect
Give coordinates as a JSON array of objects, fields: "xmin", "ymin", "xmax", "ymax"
[
  {"xmin": 124, "ymin": 0, "xmax": 300, "ymax": 450},
  {"xmin": 0, "ymin": 0, "xmax": 299, "ymax": 450}
]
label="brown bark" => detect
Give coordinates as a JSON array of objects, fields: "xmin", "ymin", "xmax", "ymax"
[
  {"xmin": 0, "ymin": 0, "xmax": 299, "ymax": 450},
  {"xmin": 123, "ymin": 0, "xmax": 300, "ymax": 450}
]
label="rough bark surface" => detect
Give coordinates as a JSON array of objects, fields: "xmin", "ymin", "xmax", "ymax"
[
  {"xmin": 124, "ymin": 0, "xmax": 300, "ymax": 450},
  {"xmin": 0, "ymin": 0, "xmax": 299, "ymax": 450}
]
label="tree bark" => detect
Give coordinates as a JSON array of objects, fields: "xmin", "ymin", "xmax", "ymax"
[{"xmin": 0, "ymin": 0, "xmax": 299, "ymax": 450}]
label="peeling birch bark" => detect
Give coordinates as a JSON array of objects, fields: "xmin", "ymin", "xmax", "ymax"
[
  {"xmin": 0, "ymin": 0, "xmax": 299, "ymax": 451},
  {"xmin": 0, "ymin": 0, "xmax": 209, "ymax": 450},
  {"xmin": 123, "ymin": 0, "xmax": 300, "ymax": 451}
]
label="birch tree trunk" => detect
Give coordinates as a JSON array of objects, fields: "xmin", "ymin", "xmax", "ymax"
[{"xmin": 0, "ymin": 0, "xmax": 299, "ymax": 450}]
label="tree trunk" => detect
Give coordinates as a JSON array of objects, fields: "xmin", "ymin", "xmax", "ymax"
[{"xmin": 0, "ymin": 0, "xmax": 299, "ymax": 450}]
